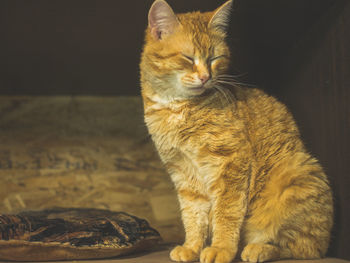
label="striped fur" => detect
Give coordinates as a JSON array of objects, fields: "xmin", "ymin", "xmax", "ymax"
[{"xmin": 140, "ymin": 1, "xmax": 333, "ymax": 263}]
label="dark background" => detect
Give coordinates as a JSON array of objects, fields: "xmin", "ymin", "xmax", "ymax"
[{"xmin": 0, "ymin": 0, "xmax": 349, "ymax": 260}]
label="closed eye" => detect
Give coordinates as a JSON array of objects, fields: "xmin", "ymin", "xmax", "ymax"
[
  {"xmin": 182, "ymin": 54, "xmax": 195, "ymax": 64},
  {"xmin": 209, "ymin": 55, "xmax": 227, "ymax": 63}
]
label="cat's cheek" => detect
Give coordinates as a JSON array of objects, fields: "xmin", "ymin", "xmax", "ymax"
[
  {"xmin": 177, "ymin": 72, "xmax": 190, "ymax": 87},
  {"xmin": 170, "ymin": 59, "xmax": 193, "ymax": 72}
]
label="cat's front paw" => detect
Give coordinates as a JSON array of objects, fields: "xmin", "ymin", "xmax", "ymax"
[
  {"xmin": 170, "ymin": 245, "xmax": 199, "ymax": 262},
  {"xmin": 200, "ymin": 247, "xmax": 234, "ymax": 263},
  {"xmin": 241, "ymin": 243, "xmax": 280, "ymax": 263}
]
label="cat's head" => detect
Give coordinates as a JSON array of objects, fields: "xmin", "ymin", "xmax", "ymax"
[{"xmin": 141, "ymin": 0, "xmax": 232, "ymax": 101}]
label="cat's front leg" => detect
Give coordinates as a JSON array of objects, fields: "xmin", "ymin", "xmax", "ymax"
[
  {"xmin": 170, "ymin": 188, "xmax": 211, "ymax": 262},
  {"xmin": 200, "ymin": 167, "xmax": 249, "ymax": 263}
]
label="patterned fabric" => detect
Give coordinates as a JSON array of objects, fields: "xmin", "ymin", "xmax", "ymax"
[{"xmin": 0, "ymin": 208, "xmax": 161, "ymax": 261}]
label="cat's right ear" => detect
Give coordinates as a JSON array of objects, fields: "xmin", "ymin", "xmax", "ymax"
[
  {"xmin": 148, "ymin": 0, "xmax": 180, "ymax": 40},
  {"xmin": 209, "ymin": 0, "xmax": 233, "ymax": 34}
]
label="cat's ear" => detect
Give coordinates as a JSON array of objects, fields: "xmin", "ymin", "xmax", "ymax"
[
  {"xmin": 209, "ymin": 0, "xmax": 233, "ymax": 34},
  {"xmin": 148, "ymin": 0, "xmax": 180, "ymax": 40}
]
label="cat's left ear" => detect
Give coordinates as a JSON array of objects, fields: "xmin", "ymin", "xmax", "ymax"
[
  {"xmin": 148, "ymin": 0, "xmax": 180, "ymax": 40},
  {"xmin": 209, "ymin": 0, "xmax": 233, "ymax": 34}
]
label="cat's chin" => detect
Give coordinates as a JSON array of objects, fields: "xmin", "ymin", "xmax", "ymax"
[
  {"xmin": 185, "ymin": 86, "xmax": 208, "ymax": 96},
  {"xmin": 189, "ymin": 87, "xmax": 205, "ymax": 93}
]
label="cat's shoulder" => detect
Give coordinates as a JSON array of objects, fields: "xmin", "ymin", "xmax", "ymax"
[
  {"xmin": 238, "ymin": 86, "xmax": 283, "ymax": 104},
  {"xmin": 235, "ymin": 86, "xmax": 291, "ymax": 116}
]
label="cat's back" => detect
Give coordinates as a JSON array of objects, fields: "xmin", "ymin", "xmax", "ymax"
[{"xmin": 238, "ymin": 87, "xmax": 303, "ymax": 153}]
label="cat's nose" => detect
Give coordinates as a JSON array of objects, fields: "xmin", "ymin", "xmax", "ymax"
[{"xmin": 199, "ymin": 74, "xmax": 210, "ymax": 84}]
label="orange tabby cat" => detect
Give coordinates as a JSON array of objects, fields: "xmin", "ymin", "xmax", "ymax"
[{"xmin": 140, "ymin": 1, "xmax": 333, "ymax": 262}]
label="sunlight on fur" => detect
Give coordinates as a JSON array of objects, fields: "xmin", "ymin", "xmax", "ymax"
[{"xmin": 140, "ymin": 1, "xmax": 333, "ymax": 263}]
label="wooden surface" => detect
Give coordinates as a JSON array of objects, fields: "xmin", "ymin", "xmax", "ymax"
[{"xmin": 15, "ymin": 249, "xmax": 348, "ymax": 263}]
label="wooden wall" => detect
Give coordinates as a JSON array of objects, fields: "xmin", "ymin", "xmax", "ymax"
[{"xmin": 271, "ymin": 1, "xmax": 350, "ymax": 259}]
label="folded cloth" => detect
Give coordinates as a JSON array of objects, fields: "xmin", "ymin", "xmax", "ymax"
[{"xmin": 0, "ymin": 207, "xmax": 161, "ymax": 261}]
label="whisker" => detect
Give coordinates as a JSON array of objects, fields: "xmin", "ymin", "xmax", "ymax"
[
  {"xmin": 216, "ymin": 80, "xmax": 241, "ymax": 88},
  {"xmin": 213, "ymin": 86, "xmax": 228, "ymax": 108},
  {"xmin": 216, "ymin": 79, "xmax": 256, "ymax": 88},
  {"xmin": 215, "ymin": 74, "xmax": 256, "ymax": 88},
  {"xmin": 217, "ymin": 73, "xmax": 248, "ymax": 78},
  {"xmin": 213, "ymin": 84, "xmax": 236, "ymax": 107}
]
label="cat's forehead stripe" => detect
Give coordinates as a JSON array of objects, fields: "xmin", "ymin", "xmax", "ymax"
[
  {"xmin": 178, "ymin": 14, "xmax": 214, "ymax": 57},
  {"xmin": 192, "ymin": 33, "xmax": 210, "ymax": 53}
]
